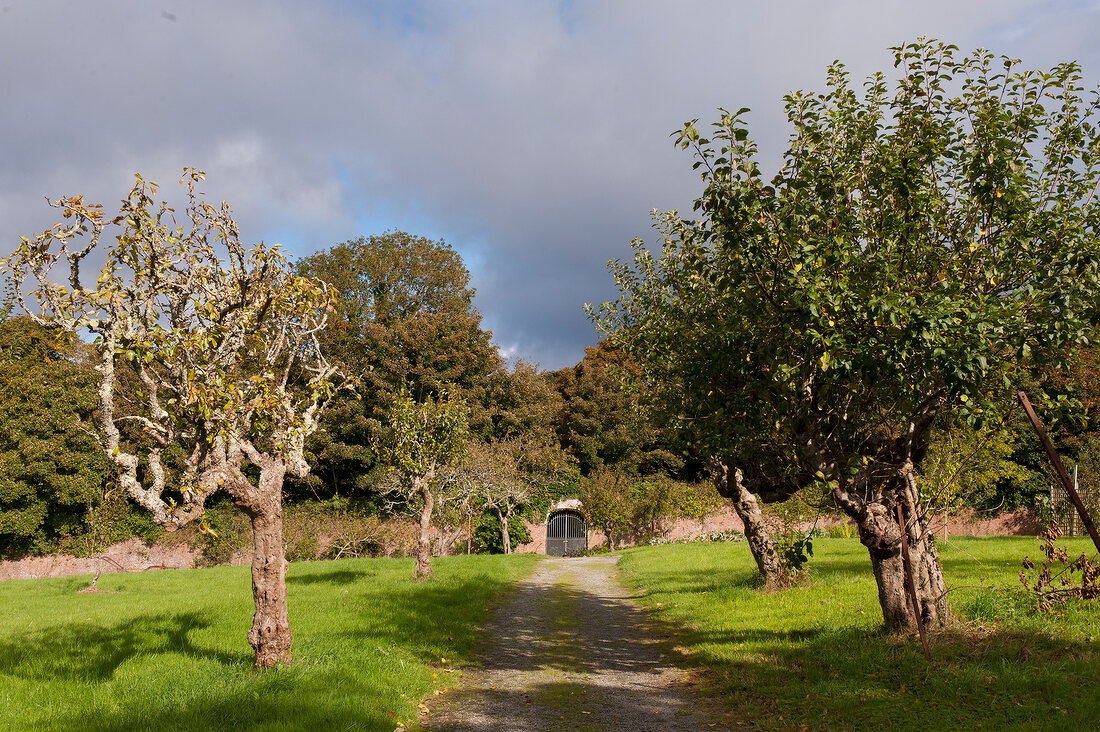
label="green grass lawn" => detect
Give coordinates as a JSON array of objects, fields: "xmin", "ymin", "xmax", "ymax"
[
  {"xmin": 618, "ymin": 536, "xmax": 1100, "ymax": 731},
  {"xmin": 0, "ymin": 554, "xmax": 540, "ymax": 731}
]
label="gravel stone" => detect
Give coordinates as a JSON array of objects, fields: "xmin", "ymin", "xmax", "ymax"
[{"xmin": 426, "ymin": 555, "xmax": 723, "ymax": 731}]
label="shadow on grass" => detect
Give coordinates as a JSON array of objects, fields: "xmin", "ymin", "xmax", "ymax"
[
  {"xmin": 0, "ymin": 611, "xmax": 247, "ymax": 681},
  {"xmin": 42, "ymin": 670, "xmax": 399, "ymax": 732},
  {"xmin": 619, "ymin": 542, "xmax": 1100, "ymax": 728},
  {"xmin": 286, "ymin": 568, "xmax": 373, "ymax": 586},
  {"xmin": 670, "ymin": 621, "xmax": 1100, "ymax": 729}
]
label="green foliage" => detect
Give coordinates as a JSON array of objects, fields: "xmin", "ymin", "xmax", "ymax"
[
  {"xmin": 378, "ymin": 390, "xmax": 468, "ymax": 483},
  {"xmin": 0, "ymin": 317, "xmax": 107, "ymax": 557},
  {"xmin": 473, "ymin": 510, "xmax": 533, "ymax": 554},
  {"xmin": 579, "ymin": 469, "xmax": 720, "ymax": 548},
  {"xmin": 922, "ymin": 423, "xmax": 1031, "ymax": 509},
  {"xmin": 487, "ymin": 359, "xmax": 564, "ymax": 444},
  {"xmin": 774, "ymin": 530, "xmax": 814, "ymax": 573},
  {"xmin": 578, "ymin": 469, "xmax": 635, "ymax": 548},
  {"xmin": 826, "ymin": 522, "xmax": 857, "ymax": 539},
  {"xmin": 294, "ymin": 232, "xmax": 500, "ymax": 499},
  {"xmin": 595, "ymin": 40, "xmax": 1100, "ymax": 505},
  {"xmin": 553, "ymin": 341, "xmax": 682, "ymax": 477},
  {"xmin": 193, "ymin": 505, "xmax": 251, "ymax": 568},
  {"xmin": 72, "ymin": 490, "xmax": 164, "ymax": 556}
]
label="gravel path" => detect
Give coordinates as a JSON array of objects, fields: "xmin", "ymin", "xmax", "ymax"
[{"xmin": 426, "ymin": 555, "xmax": 723, "ymax": 731}]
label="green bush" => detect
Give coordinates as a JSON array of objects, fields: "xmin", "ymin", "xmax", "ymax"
[
  {"xmin": 70, "ymin": 492, "xmax": 164, "ymax": 556},
  {"xmin": 473, "ymin": 511, "xmax": 532, "ymax": 554},
  {"xmin": 775, "ymin": 529, "xmax": 814, "ymax": 573},
  {"xmin": 826, "ymin": 522, "xmax": 857, "ymax": 539},
  {"xmin": 0, "ymin": 317, "xmax": 107, "ymax": 558},
  {"xmin": 286, "ymin": 535, "xmax": 320, "ymax": 562},
  {"xmin": 194, "ymin": 507, "xmax": 251, "ymax": 567}
]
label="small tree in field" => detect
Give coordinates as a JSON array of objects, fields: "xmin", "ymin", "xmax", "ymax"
[
  {"xmin": 597, "ymin": 41, "xmax": 1100, "ymax": 632},
  {"xmin": 377, "ymin": 390, "xmax": 467, "ymax": 579},
  {"xmin": 579, "ymin": 469, "xmax": 635, "ymax": 550},
  {"xmin": 4, "ymin": 171, "xmax": 342, "ymax": 667},
  {"xmin": 451, "ymin": 437, "xmax": 571, "ymax": 554}
]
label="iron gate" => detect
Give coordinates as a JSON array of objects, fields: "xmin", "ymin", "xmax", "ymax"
[{"xmin": 546, "ymin": 509, "xmax": 587, "ymax": 556}]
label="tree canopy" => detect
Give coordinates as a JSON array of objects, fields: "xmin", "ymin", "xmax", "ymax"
[
  {"xmin": 294, "ymin": 233, "xmax": 499, "ymax": 499},
  {"xmin": 595, "ymin": 39, "xmax": 1100, "ymax": 631},
  {"xmin": 0, "ymin": 317, "xmax": 105, "ymax": 556}
]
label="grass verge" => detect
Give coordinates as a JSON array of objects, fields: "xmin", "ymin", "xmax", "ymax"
[
  {"xmin": 618, "ymin": 536, "xmax": 1100, "ymax": 731},
  {"xmin": 0, "ymin": 553, "xmax": 540, "ymax": 731}
]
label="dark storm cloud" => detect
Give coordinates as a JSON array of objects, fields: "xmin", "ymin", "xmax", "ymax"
[{"xmin": 3, "ymin": 0, "xmax": 1099, "ymax": 368}]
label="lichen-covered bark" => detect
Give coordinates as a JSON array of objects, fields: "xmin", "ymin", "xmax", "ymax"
[
  {"xmin": 501, "ymin": 510, "xmax": 512, "ymax": 555},
  {"xmin": 237, "ymin": 460, "xmax": 292, "ymax": 668},
  {"xmin": 836, "ymin": 460, "xmax": 948, "ymax": 633},
  {"xmin": 416, "ymin": 476, "xmax": 435, "ymax": 580},
  {"xmin": 713, "ymin": 463, "xmax": 782, "ymax": 585},
  {"xmin": 6, "ymin": 172, "xmax": 342, "ymax": 671}
]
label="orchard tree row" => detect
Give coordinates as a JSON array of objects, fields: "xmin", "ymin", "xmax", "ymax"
[
  {"xmin": 5, "ymin": 38, "xmax": 1100, "ymax": 666},
  {"xmin": 0, "ymin": 224, "xmax": 707, "ymax": 570}
]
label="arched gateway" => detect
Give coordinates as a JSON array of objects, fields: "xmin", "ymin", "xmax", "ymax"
[{"xmin": 546, "ymin": 508, "xmax": 587, "ymax": 557}]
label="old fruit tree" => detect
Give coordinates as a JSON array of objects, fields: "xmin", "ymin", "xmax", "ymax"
[
  {"xmin": 595, "ymin": 40, "xmax": 1100, "ymax": 632},
  {"xmin": 4, "ymin": 171, "xmax": 342, "ymax": 667}
]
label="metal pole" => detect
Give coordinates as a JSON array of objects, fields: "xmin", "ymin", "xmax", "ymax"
[
  {"xmin": 1074, "ymin": 464, "xmax": 1080, "ymax": 536},
  {"xmin": 1017, "ymin": 392, "xmax": 1100, "ymax": 554}
]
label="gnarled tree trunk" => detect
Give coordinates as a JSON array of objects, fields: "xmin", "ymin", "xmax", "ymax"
[
  {"xmin": 500, "ymin": 508, "xmax": 512, "ymax": 555},
  {"xmin": 416, "ymin": 476, "xmax": 435, "ymax": 580},
  {"xmin": 713, "ymin": 463, "xmax": 783, "ymax": 586},
  {"xmin": 836, "ymin": 460, "xmax": 948, "ymax": 633},
  {"xmin": 238, "ymin": 460, "xmax": 292, "ymax": 668}
]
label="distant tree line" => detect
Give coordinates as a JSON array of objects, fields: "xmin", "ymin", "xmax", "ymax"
[{"xmin": 0, "ymin": 229, "xmax": 718, "ymax": 564}]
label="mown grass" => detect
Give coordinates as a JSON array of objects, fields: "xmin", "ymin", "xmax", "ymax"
[
  {"xmin": 618, "ymin": 536, "xmax": 1100, "ymax": 731},
  {"xmin": 0, "ymin": 553, "xmax": 540, "ymax": 731}
]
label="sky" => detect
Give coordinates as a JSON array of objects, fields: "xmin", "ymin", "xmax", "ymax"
[{"xmin": 3, "ymin": 1, "xmax": 1100, "ymax": 369}]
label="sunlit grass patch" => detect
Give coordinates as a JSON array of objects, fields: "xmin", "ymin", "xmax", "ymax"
[
  {"xmin": 0, "ymin": 553, "xmax": 539, "ymax": 731},
  {"xmin": 619, "ymin": 536, "xmax": 1100, "ymax": 730}
]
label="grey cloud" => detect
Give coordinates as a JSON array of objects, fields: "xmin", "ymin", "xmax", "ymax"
[{"xmin": 2, "ymin": 0, "xmax": 1095, "ymax": 368}]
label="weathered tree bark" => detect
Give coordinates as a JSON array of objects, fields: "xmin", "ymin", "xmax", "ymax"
[
  {"xmin": 416, "ymin": 476, "xmax": 435, "ymax": 580},
  {"xmin": 500, "ymin": 508, "xmax": 512, "ymax": 555},
  {"xmin": 835, "ymin": 460, "xmax": 948, "ymax": 633},
  {"xmin": 713, "ymin": 463, "xmax": 783, "ymax": 586},
  {"xmin": 238, "ymin": 461, "xmax": 292, "ymax": 668},
  {"xmin": 440, "ymin": 523, "xmax": 465, "ymax": 556}
]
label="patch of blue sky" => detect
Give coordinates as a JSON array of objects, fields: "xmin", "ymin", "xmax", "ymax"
[
  {"xmin": 329, "ymin": 151, "xmax": 488, "ymax": 278},
  {"xmin": 327, "ymin": 0, "xmax": 438, "ymax": 38},
  {"xmin": 555, "ymin": 0, "xmax": 584, "ymax": 35}
]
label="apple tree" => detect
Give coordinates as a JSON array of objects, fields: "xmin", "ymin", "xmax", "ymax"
[
  {"xmin": 4, "ymin": 171, "xmax": 342, "ymax": 666},
  {"xmin": 596, "ymin": 40, "xmax": 1100, "ymax": 632}
]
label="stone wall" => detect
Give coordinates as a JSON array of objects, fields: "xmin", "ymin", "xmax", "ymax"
[{"xmin": 513, "ymin": 505, "xmax": 1041, "ymax": 554}]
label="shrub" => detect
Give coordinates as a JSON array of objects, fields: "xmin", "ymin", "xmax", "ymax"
[
  {"xmin": 649, "ymin": 529, "xmax": 745, "ymax": 546},
  {"xmin": 827, "ymin": 522, "xmax": 857, "ymax": 539},
  {"xmin": 473, "ymin": 511, "xmax": 533, "ymax": 554},
  {"xmin": 193, "ymin": 507, "xmax": 251, "ymax": 568}
]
